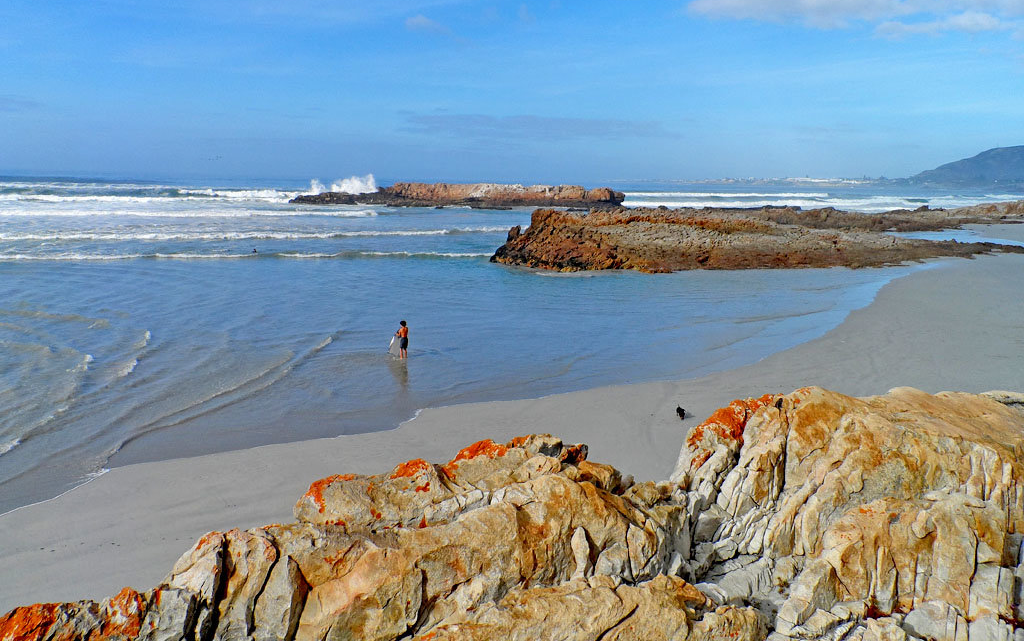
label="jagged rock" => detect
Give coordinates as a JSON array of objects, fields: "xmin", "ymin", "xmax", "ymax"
[
  {"xmin": 489, "ymin": 207, "xmax": 1024, "ymax": 272},
  {"xmin": 3, "ymin": 387, "xmax": 1024, "ymax": 641},
  {"xmin": 674, "ymin": 386, "xmax": 1024, "ymax": 641},
  {"xmin": 289, "ymin": 182, "xmax": 625, "ymax": 208}
]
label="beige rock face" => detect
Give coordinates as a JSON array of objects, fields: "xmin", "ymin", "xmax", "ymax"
[
  {"xmin": 672, "ymin": 386, "xmax": 1024, "ymax": 641},
  {"xmin": 3, "ymin": 388, "xmax": 1024, "ymax": 641}
]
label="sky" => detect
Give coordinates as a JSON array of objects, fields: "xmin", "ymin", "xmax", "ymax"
[{"xmin": 2, "ymin": 0, "xmax": 1024, "ymax": 183}]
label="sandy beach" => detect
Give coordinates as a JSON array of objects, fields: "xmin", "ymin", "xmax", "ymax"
[{"xmin": 3, "ymin": 224, "xmax": 1024, "ymax": 614}]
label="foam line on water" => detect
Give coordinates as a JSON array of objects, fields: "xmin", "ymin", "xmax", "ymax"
[
  {"xmin": 0, "ymin": 467, "xmax": 109, "ymax": 518},
  {"xmin": 0, "ymin": 226, "xmax": 509, "ymax": 242},
  {"xmin": 624, "ymin": 191, "xmax": 832, "ymax": 198},
  {"xmin": 0, "ymin": 250, "xmax": 493, "ymax": 261},
  {"xmin": 0, "ymin": 208, "xmax": 380, "ymax": 218}
]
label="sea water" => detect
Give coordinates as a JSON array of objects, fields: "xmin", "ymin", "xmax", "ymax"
[{"xmin": 1, "ymin": 176, "xmax": 1021, "ymax": 513}]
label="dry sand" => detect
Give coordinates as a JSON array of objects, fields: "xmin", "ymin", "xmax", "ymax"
[{"xmin": 2, "ymin": 225, "xmax": 1023, "ymax": 613}]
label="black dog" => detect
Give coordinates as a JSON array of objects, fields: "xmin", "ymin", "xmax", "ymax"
[{"xmin": 676, "ymin": 406, "xmax": 686, "ymax": 420}]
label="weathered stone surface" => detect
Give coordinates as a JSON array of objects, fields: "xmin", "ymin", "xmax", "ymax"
[
  {"xmin": 4, "ymin": 387, "xmax": 1024, "ymax": 641},
  {"xmin": 290, "ymin": 182, "xmax": 625, "ymax": 208},
  {"xmin": 490, "ymin": 206, "xmax": 1024, "ymax": 272},
  {"xmin": 674, "ymin": 386, "xmax": 1024, "ymax": 641}
]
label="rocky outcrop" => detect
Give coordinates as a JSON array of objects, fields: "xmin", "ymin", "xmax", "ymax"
[
  {"xmin": 290, "ymin": 182, "xmax": 625, "ymax": 208},
  {"xmin": 490, "ymin": 206, "xmax": 1024, "ymax": 272},
  {"xmin": 3, "ymin": 387, "xmax": 1024, "ymax": 641}
]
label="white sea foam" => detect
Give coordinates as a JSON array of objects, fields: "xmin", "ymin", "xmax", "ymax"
[
  {"xmin": 624, "ymin": 191, "xmax": 831, "ymax": 198},
  {"xmin": 622, "ymin": 197, "xmax": 943, "ymax": 213},
  {"xmin": 0, "ymin": 189, "xmax": 301, "ymax": 203},
  {"xmin": 0, "ymin": 253, "xmax": 145, "ymax": 261},
  {"xmin": 0, "ymin": 468, "xmax": 110, "ymax": 518},
  {"xmin": 178, "ymin": 188, "xmax": 298, "ymax": 201},
  {"xmin": 0, "ymin": 438, "xmax": 20, "ymax": 456},
  {"xmin": 117, "ymin": 359, "xmax": 138, "ymax": 378},
  {"xmin": 71, "ymin": 354, "xmax": 94, "ymax": 372},
  {"xmin": 307, "ymin": 174, "xmax": 377, "ymax": 195},
  {"xmin": 0, "ymin": 252, "xmax": 252, "ymax": 261},
  {"xmin": 0, "ymin": 225, "xmax": 506, "ymax": 243},
  {"xmin": 0, "ymin": 208, "xmax": 380, "ymax": 218},
  {"xmin": 359, "ymin": 251, "xmax": 492, "ymax": 258},
  {"xmin": 277, "ymin": 250, "xmax": 491, "ymax": 259}
]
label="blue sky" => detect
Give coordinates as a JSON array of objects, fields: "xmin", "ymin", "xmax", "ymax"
[{"xmin": 2, "ymin": 0, "xmax": 1024, "ymax": 183}]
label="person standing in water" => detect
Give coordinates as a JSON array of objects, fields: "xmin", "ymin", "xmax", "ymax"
[{"xmin": 396, "ymin": 320, "xmax": 409, "ymax": 359}]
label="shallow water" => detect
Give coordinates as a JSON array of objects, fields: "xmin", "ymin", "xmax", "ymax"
[{"xmin": 1, "ymin": 176, "xmax": 1019, "ymax": 514}]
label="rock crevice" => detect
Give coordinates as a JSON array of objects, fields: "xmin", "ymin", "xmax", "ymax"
[{"xmin": 3, "ymin": 388, "xmax": 1024, "ymax": 641}]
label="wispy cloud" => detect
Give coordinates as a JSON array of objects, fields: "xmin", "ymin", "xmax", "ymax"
[
  {"xmin": 877, "ymin": 10, "xmax": 1012, "ymax": 37},
  {"xmin": 400, "ymin": 113, "xmax": 676, "ymax": 141},
  {"xmin": 405, "ymin": 14, "xmax": 453, "ymax": 35},
  {"xmin": 687, "ymin": 0, "xmax": 1024, "ymax": 34},
  {"xmin": 0, "ymin": 94, "xmax": 42, "ymax": 113}
]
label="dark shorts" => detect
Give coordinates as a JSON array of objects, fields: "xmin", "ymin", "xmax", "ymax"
[{"xmin": 400, "ymin": 337, "xmax": 408, "ymax": 349}]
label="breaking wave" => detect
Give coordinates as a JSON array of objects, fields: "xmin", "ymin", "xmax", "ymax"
[
  {"xmin": 0, "ymin": 250, "xmax": 493, "ymax": 262},
  {"xmin": 0, "ymin": 226, "xmax": 508, "ymax": 242},
  {"xmin": 307, "ymin": 174, "xmax": 377, "ymax": 195}
]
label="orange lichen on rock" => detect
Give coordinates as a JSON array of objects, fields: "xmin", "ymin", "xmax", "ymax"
[
  {"xmin": 441, "ymin": 439, "xmax": 510, "ymax": 476},
  {"xmin": 389, "ymin": 459, "xmax": 432, "ymax": 480},
  {"xmin": 687, "ymin": 394, "xmax": 776, "ymax": 451},
  {"xmin": 97, "ymin": 587, "xmax": 145, "ymax": 639},
  {"xmin": 508, "ymin": 435, "xmax": 531, "ymax": 448},
  {"xmin": 690, "ymin": 450, "xmax": 712, "ymax": 471},
  {"xmin": 303, "ymin": 474, "xmax": 359, "ymax": 514},
  {"xmin": 0, "ymin": 603, "xmax": 60, "ymax": 641}
]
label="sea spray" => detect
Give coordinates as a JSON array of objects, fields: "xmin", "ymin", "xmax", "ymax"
[{"xmin": 307, "ymin": 174, "xmax": 377, "ymax": 195}]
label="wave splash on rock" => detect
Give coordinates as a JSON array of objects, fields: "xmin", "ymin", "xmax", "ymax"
[
  {"xmin": 2, "ymin": 386, "xmax": 1023, "ymax": 641},
  {"xmin": 290, "ymin": 182, "xmax": 625, "ymax": 209}
]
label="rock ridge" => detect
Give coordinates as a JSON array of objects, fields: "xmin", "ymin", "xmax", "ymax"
[
  {"xmin": 490, "ymin": 205, "xmax": 1024, "ymax": 272},
  {"xmin": 3, "ymin": 387, "xmax": 1024, "ymax": 641},
  {"xmin": 289, "ymin": 182, "xmax": 625, "ymax": 208}
]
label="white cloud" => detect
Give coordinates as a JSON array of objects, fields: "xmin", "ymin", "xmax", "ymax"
[
  {"xmin": 404, "ymin": 14, "xmax": 452, "ymax": 35},
  {"xmin": 687, "ymin": 0, "xmax": 1024, "ymax": 33},
  {"xmin": 877, "ymin": 10, "xmax": 1011, "ymax": 36}
]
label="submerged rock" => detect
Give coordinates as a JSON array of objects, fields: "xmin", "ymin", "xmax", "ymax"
[{"xmin": 3, "ymin": 387, "xmax": 1023, "ymax": 641}]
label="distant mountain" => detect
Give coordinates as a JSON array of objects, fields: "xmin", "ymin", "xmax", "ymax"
[{"xmin": 910, "ymin": 146, "xmax": 1024, "ymax": 186}]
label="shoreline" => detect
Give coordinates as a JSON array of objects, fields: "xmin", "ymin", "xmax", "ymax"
[{"xmin": 2, "ymin": 227, "xmax": 1024, "ymax": 613}]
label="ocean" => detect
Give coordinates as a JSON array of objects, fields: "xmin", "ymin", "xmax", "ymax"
[{"xmin": 1, "ymin": 175, "xmax": 1021, "ymax": 514}]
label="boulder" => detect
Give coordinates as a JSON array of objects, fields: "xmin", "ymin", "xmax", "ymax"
[{"xmin": 3, "ymin": 387, "xmax": 1024, "ymax": 641}]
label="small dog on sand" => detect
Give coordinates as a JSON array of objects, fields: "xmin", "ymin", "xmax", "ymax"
[{"xmin": 676, "ymin": 406, "xmax": 686, "ymax": 420}]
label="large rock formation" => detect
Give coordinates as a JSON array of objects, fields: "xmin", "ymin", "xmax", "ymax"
[
  {"xmin": 290, "ymin": 182, "xmax": 625, "ymax": 208},
  {"xmin": 3, "ymin": 387, "xmax": 1023, "ymax": 641},
  {"xmin": 491, "ymin": 206, "xmax": 1024, "ymax": 272}
]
